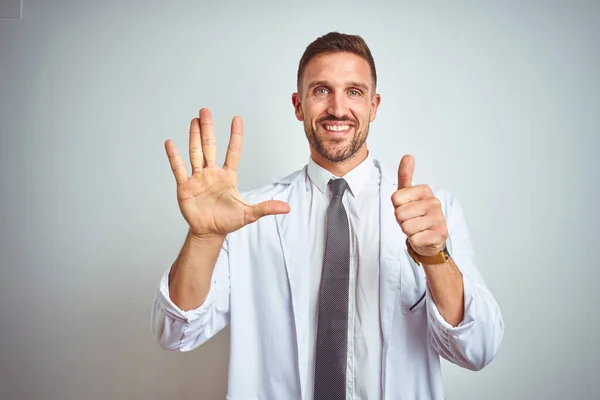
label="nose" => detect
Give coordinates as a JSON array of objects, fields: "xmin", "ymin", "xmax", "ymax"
[{"xmin": 326, "ymin": 90, "xmax": 348, "ymax": 119}]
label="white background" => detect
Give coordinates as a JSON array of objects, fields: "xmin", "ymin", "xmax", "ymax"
[{"xmin": 1, "ymin": 1, "xmax": 598, "ymax": 399}]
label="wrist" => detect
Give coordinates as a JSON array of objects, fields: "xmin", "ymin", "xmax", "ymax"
[
  {"xmin": 406, "ymin": 239, "xmax": 450, "ymax": 266},
  {"xmin": 187, "ymin": 230, "xmax": 226, "ymax": 247}
]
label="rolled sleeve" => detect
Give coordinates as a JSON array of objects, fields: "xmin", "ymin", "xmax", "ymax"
[
  {"xmin": 426, "ymin": 191, "xmax": 504, "ymax": 371},
  {"xmin": 426, "ymin": 272, "xmax": 476, "ymax": 335},
  {"xmin": 151, "ymin": 239, "xmax": 231, "ymax": 352}
]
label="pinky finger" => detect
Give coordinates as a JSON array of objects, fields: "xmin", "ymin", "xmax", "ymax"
[{"xmin": 165, "ymin": 139, "xmax": 188, "ymax": 186}]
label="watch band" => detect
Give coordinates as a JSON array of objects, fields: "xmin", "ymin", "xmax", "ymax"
[{"xmin": 406, "ymin": 239, "xmax": 450, "ymax": 266}]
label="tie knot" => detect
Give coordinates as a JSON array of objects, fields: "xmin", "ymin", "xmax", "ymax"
[{"xmin": 329, "ymin": 178, "xmax": 348, "ymax": 197}]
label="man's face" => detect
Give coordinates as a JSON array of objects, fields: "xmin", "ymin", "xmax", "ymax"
[{"xmin": 292, "ymin": 51, "xmax": 381, "ymax": 164}]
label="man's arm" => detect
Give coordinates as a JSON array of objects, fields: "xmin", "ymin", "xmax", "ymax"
[
  {"xmin": 151, "ymin": 108, "xmax": 289, "ymax": 351},
  {"xmin": 168, "ymin": 231, "xmax": 226, "ymax": 311},
  {"xmin": 421, "ymin": 258, "xmax": 464, "ymax": 327},
  {"xmin": 393, "ymin": 154, "xmax": 465, "ymax": 326},
  {"xmin": 423, "ymin": 194, "xmax": 504, "ymax": 371},
  {"xmin": 161, "ymin": 109, "xmax": 288, "ymax": 311},
  {"xmin": 151, "ymin": 233, "xmax": 231, "ymax": 352},
  {"xmin": 392, "ymin": 154, "xmax": 503, "ymax": 370}
]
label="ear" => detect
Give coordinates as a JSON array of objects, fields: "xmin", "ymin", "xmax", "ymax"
[
  {"xmin": 292, "ymin": 92, "xmax": 303, "ymax": 121},
  {"xmin": 369, "ymin": 93, "xmax": 381, "ymax": 122}
]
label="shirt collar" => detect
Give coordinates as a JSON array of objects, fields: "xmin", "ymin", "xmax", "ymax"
[{"xmin": 307, "ymin": 153, "xmax": 376, "ymax": 197}]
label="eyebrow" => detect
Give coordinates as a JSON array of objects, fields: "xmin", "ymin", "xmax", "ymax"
[{"xmin": 307, "ymin": 80, "xmax": 370, "ymax": 92}]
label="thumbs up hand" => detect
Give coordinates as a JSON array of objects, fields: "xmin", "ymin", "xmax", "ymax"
[{"xmin": 391, "ymin": 155, "xmax": 448, "ymax": 257}]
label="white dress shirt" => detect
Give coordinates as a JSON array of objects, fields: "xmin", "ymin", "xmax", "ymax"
[
  {"xmin": 151, "ymin": 156, "xmax": 505, "ymax": 400},
  {"xmin": 307, "ymin": 153, "xmax": 382, "ymax": 400}
]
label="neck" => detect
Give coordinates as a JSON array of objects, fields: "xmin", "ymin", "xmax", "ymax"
[{"xmin": 311, "ymin": 147, "xmax": 369, "ymax": 177}]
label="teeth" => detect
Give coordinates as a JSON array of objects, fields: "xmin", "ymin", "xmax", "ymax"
[{"xmin": 324, "ymin": 125, "xmax": 351, "ymax": 132}]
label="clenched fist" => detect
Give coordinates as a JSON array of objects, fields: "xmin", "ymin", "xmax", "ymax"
[{"xmin": 391, "ymin": 154, "xmax": 448, "ymax": 257}]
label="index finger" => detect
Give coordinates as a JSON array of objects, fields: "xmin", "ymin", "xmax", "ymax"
[
  {"xmin": 391, "ymin": 184, "xmax": 434, "ymax": 207},
  {"xmin": 224, "ymin": 116, "xmax": 243, "ymax": 171},
  {"xmin": 165, "ymin": 139, "xmax": 188, "ymax": 186}
]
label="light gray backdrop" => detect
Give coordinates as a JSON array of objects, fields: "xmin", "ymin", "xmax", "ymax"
[{"xmin": 1, "ymin": 1, "xmax": 598, "ymax": 399}]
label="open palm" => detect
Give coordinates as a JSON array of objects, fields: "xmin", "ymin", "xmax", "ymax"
[{"xmin": 165, "ymin": 108, "xmax": 290, "ymax": 238}]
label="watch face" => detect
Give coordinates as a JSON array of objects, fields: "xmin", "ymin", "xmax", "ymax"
[
  {"xmin": 429, "ymin": 248, "xmax": 450, "ymax": 264},
  {"xmin": 443, "ymin": 247, "xmax": 451, "ymax": 260}
]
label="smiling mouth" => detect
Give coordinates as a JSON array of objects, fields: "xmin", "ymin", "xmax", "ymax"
[
  {"xmin": 319, "ymin": 121, "xmax": 355, "ymax": 135},
  {"xmin": 323, "ymin": 124, "xmax": 352, "ymax": 132}
]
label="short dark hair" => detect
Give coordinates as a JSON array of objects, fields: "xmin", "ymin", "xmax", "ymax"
[{"xmin": 297, "ymin": 32, "xmax": 377, "ymax": 92}]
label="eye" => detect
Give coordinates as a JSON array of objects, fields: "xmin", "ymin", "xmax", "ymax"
[
  {"xmin": 348, "ymin": 90, "xmax": 361, "ymax": 96},
  {"xmin": 315, "ymin": 88, "xmax": 329, "ymax": 95}
]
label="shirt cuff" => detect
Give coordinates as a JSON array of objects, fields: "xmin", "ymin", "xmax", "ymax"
[
  {"xmin": 426, "ymin": 272, "xmax": 476, "ymax": 336},
  {"xmin": 155, "ymin": 270, "xmax": 215, "ymax": 323}
]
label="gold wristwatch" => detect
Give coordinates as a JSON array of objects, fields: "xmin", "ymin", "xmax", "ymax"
[{"xmin": 406, "ymin": 239, "xmax": 451, "ymax": 266}]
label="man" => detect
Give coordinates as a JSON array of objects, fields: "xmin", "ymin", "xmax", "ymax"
[{"xmin": 151, "ymin": 32, "xmax": 504, "ymax": 399}]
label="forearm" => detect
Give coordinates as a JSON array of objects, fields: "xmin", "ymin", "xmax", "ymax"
[
  {"xmin": 423, "ymin": 257, "xmax": 464, "ymax": 326},
  {"xmin": 168, "ymin": 230, "xmax": 225, "ymax": 311}
]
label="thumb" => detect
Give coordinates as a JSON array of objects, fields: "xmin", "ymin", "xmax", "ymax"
[
  {"xmin": 248, "ymin": 200, "xmax": 291, "ymax": 223},
  {"xmin": 398, "ymin": 154, "xmax": 415, "ymax": 190}
]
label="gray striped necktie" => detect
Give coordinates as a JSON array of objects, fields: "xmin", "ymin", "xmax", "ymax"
[{"xmin": 313, "ymin": 178, "xmax": 350, "ymax": 400}]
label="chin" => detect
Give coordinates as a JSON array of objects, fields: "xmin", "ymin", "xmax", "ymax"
[
  {"xmin": 320, "ymin": 146, "xmax": 356, "ymax": 163},
  {"xmin": 307, "ymin": 127, "xmax": 365, "ymax": 163}
]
